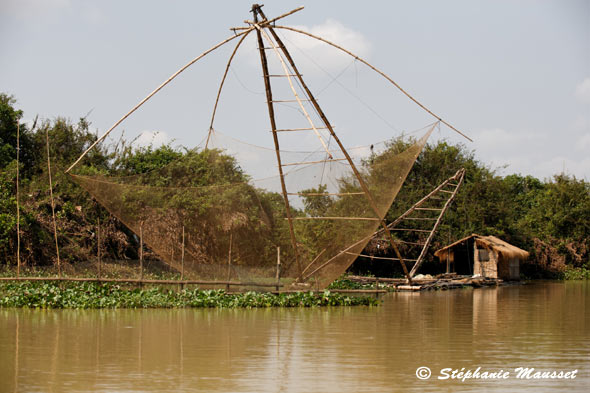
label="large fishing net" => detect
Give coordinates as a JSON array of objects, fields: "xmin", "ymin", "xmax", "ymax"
[
  {"xmin": 72, "ymin": 125, "xmax": 431, "ymax": 289},
  {"xmin": 66, "ymin": 6, "xmax": 451, "ymax": 290}
]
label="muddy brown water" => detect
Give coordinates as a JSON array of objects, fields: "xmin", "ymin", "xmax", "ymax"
[{"xmin": 1, "ymin": 281, "xmax": 588, "ymax": 392}]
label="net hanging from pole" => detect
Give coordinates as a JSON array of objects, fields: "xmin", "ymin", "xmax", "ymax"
[
  {"xmin": 67, "ymin": 5, "xmax": 467, "ymax": 290},
  {"xmin": 72, "ymin": 125, "xmax": 432, "ymax": 289}
]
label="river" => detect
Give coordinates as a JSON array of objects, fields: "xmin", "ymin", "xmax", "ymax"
[{"xmin": 1, "ymin": 281, "xmax": 588, "ymax": 392}]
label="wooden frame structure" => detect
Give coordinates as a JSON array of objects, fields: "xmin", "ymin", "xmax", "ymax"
[
  {"xmin": 58, "ymin": 5, "xmax": 470, "ymax": 288},
  {"xmin": 305, "ymin": 168, "xmax": 465, "ymax": 281}
]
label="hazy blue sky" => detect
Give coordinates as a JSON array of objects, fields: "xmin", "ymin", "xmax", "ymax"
[{"xmin": 1, "ymin": 0, "xmax": 588, "ymax": 180}]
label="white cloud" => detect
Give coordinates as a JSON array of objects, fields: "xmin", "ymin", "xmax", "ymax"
[
  {"xmin": 281, "ymin": 19, "xmax": 371, "ymax": 71},
  {"xmin": 241, "ymin": 19, "xmax": 371, "ymax": 74},
  {"xmin": 472, "ymin": 128, "xmax": 540, "ymax": 157},
  {"xmin": 575, "ymin": 77, "xmax": 590, "ymax": 104},
  {"xmin": 132, "ymin": 131, "xmax": 170, "ymax": 148}
]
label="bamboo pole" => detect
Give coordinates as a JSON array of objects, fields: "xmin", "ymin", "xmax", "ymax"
[
  {"xmin": 97, "ymin": 216, "xmax": 101, "ymax": 279},
  {"xmin": 287, "ymin": 192, "xmax": 364, "ymax": 196},
  {"xmin": 302, "ymin": 164, "xmax": 460, "ymax": 281},
  {"xmin": 226, "ymin": 233, "xmax": 232, "ymax": 292},
  {"xmin": 289, "ymin": 216, "xmax": 380, "ymax": 221},
  {"xmin": 239, "ymin": 6, "xmax": 304, "ymax": 29},
  {"xmin": 65, "ymin": 28, "xmax": 255, "ymax": 174},
  {"xmin": 281, "ymin": 158, "xmax": 346, "ymax": 166},
  {"xmin": 0, "ymin": 276, "xmax": 279, "ymax": 287},
  {"xmin": 273, "ymin": 25, "xmax": 472, "ymax": 142},
  {"xmin": 446, "ymin": 230, "xmax": 451, "ymax": 274},
  {"xmin": 46, "ymin": 128, "xmax": 61, "ymax": 277},
  {"xmin": 181, "ymin": 226, "xmax": 185, "ymax": 280},
  {"xmin": 206, "ymin": 30, "xmax": 253, "ymax": 148},
  {"xmin": 139, "ymin": 225, "xmax": 143, "ymax": 280},
  {"xmin": 300, "ymin": 248, "xmax": 327, "ymax": 277},
  {"xmin": 275, "ymin": 246, "xmax": 281, "ymax": 291},
  {"xmin": 409, "ymin": 169, "xmax": 465, "ymax": 277},
  {"xmin": 253, "ymin": 9, "xmax": 302, "ymax": 275},
  {"xmin": 16, "ymin": 121, "xmax": 20, "ymax": 278},
  {"xmin": 256, "ymin": 7, "xmax": 418, "ymax": 282},
  {"xmin": 257, "ymin": 25, "xmax": 333, "ymax": 157},
  {"xmin": 344, "ymin": 252, "xmax": 418, "ymax": 262}
]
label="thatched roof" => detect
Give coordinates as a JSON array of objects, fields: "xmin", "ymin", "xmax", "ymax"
[{"xmin": 434, "ymin": 234, "xmax": 529, "ymax": 261}]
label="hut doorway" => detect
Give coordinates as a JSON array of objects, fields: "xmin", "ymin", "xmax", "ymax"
[{"xmin": 453, "ymin": 238, "xmax": 474, "ymax": 275}]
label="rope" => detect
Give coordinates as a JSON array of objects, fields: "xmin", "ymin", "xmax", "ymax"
[
  {"xmin": 278, "ymin": 30, "xmax": 401, "ymax": 133},
  {"xmin": 274, "ymin": 25, "xmax": 472, "ymax": 142},
  {"xmin": 65, "ymin": 27, "xmax": 255, "ymax": 173}
]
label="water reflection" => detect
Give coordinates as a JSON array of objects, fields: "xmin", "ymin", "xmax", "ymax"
[{"xmin": 0, "ymin": 281, "xmax": 588, "ymax": 392}]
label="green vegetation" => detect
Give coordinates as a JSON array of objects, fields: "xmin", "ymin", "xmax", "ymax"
[
  {"xmin": 328, "ymin": 275, "xmax": 379, "ymax": 290},
  {"xmin": 0, "ymin": 281, "xmax": 379, "ymax": 309},
  {"xmin": 562, "ymin": 267, "xmax": 590, "ymax": 281},
  {"xmin": 353, "ymin": 137, "xmax": 590, "ymax": 279},
  {"xmin": 1, "ymin": 92, "xmax": 589, "ymax": 279}
]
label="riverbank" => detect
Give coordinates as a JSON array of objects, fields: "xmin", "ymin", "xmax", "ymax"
[{"xmin": 0, "ymin": 281, "xmax": 379, "ymax": 309}]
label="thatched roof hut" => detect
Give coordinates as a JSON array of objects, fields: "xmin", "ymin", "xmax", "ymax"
[{"xmin": 434, "ymin": 234, "xmax": 529, "ymax": 280}]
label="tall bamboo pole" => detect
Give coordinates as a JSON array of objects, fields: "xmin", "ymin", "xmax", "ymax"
[
  {"xmin": 275, "ymin": 246, "xmax": 281, "ymax": 291},
  {"xmin": 16, "ymin": 121, "xmax": 20, "ymax": 278},
  {"xmin": 252, "ymin": 7, "xmax": 301, "ymax": 276},
  {"xmin": 226, "ymin": 232, "xmax": 232, "ymax": 292},
  {"xmin": 139, "ymin": 225, "xmax": 143, "ymax": 280},
  {"xmin": 97, "ymin": 216, "xmax": 101, "ymax": 279},
  {"xmin": 254, "ymin": 5, "xmax": 411, "ymax": 281},
  {"xmin": 206, "ymin": 30, "xmax": 253, "ymax": 148},
  {"xmin": 181, "ymin": 226, "xmax": 185, "ymax": 280},
  {"xmin": 65, "ymin": 29, "xmax": 257, "ymax": 174},
  {"xmin": 46, "ymin": 128, "xmax": 61, "ymax": 277},
  {"xmin": 273, "ymin": 25, "xmax": 472, "ymax": 142}
]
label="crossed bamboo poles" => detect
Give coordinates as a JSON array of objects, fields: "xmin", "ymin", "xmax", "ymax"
[{"xmin": 65, "ymin": 5, "xmax": 470, "ymax": 284}]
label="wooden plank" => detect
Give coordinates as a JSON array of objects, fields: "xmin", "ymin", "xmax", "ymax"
[
  {"xmin": 269, "ymin": 289, "xmax": 386, "ymax": 294},
  {"xmin": 396, "ymin": 285, "xmax": 424, "ymax": 291}
]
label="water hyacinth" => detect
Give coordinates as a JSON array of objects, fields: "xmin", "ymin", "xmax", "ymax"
[{"xmin": 0, "ymin": 281, "xmax": 379, "ymax": 309}]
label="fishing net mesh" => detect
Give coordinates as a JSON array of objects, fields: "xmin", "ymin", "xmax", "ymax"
[
  {"xmin": 68, "ymin": 19, "xmax": 437, "ymax": 290},
  {"xmin": 71, "ymin": 126, "xmax": 431, "ymax": 290}
]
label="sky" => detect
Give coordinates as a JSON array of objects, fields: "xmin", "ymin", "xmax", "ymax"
[{"xmin": 1, "ymin": 0, "xmax": 589, "ymax": 180}]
